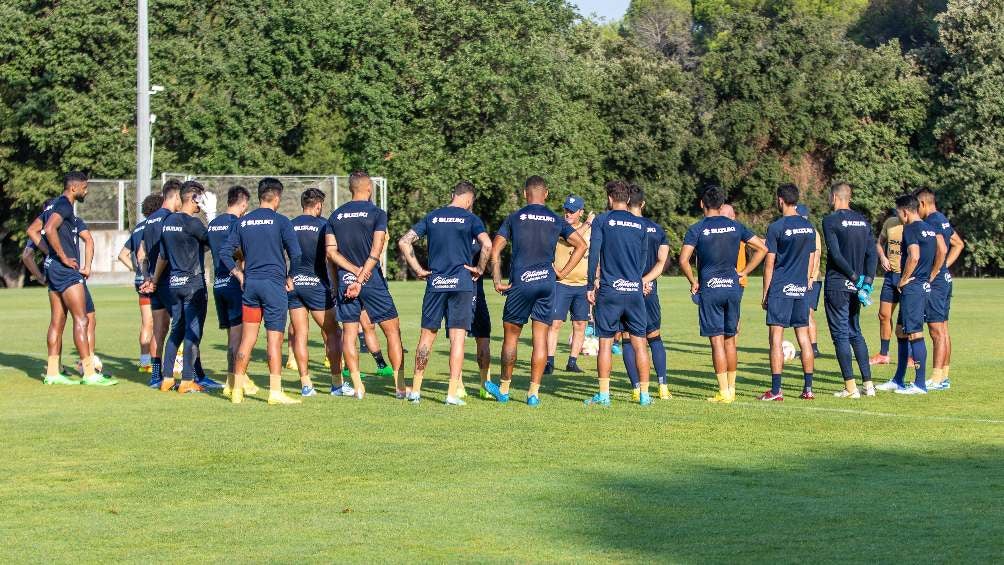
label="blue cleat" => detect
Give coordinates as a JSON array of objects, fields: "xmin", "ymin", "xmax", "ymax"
[
  {"xmin": 330, "ymin": 383, "xmax": 356, "ymax": 397},
  {"xmin": 527, "ymin": 394, "xmax": 541, "ymax": 407},
  {"xmin": 639, "ymin": 392, "xmax": 652, "ymax": 406},
  {"xmin": 301, "ymin": 385, "xmax": 317, "ymax": 397},
  {"xmin": 482, "ymin": 380, "xmax": 509, "ymax": 403},
  {"xmin": 148, "ymin": 375, "xmax": 163, "ymax": 389},
  {"xmin": 195, "ymin": 375, "xmax": 224, "ymax": 390},
  {"xmin": 584, "ymin": 393, "xmax": 611, "ymax": 407}
]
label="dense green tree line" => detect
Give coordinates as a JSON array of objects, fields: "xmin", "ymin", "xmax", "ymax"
[{"xmin": 1, "ymin": 0, "xmax": 1000, "ymax": 285}]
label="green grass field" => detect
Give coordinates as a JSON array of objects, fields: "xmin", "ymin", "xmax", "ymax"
[{"xmin": 2, "ymin": 278, "xmax": 1002, "ymax": 563}]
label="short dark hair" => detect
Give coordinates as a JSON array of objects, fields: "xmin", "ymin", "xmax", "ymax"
[
  {"xmin": 349, "ymin": 171, "xmax": 371, "ymax": 194},
  {"xmin": 830, "ymin": 181, "xmax": 851, "ymax": 199},
  {"xmin": 453, "ymin": 180, "xmax": 476, "ymax": 197},
  {"xmin": 700, "ymin": 185, "xmax": 726, "ymax": 210},
  {"xmin": 524, "ymin": 176, "xmax": 547, "ymax": 194},
  {"xmin": 162, "ymin": 179, "xmax": 183, "ymax": 199},
  {"xmin": 895, "ymin": 194, "xmax": 919, "ymax": 213},
  {"xmin": 258, "ymin": 177, "xmax": 284, "ymax": 201},
  {"xmin": 226, "ymin": 185, "xmax": 250, "ymax": 207},
  {"xmin": 628, "ymin": 183, "xmax": 645, "ymax": 207},
  {"xmin": 301, "ymin": 187, "xmax": 326, "ymax": 209},
  {"xmin": 64, "ymin": 171, "xmax": 88, "ymax": 189},
  {"xmin": 180, "ymin": 180, "xmax": 205, "ymax": 203},
  {"xmin": 142, "ymin": 194, "xmax": 164, "ymax": 217},
  {"xmin": 605, "ymin": 180, "xmax": 631, "ymax": 203},
  {"xmin": 777, "ymin": 183, "xmax": 799, "ymax": 206},
  {"xmin": 913, "ymin": 187, "xmax": 936, "ymax": 205}
]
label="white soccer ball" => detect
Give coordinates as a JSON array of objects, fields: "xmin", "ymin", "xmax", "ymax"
[
  {"xmin": 782, "ymin": 340, "xmax": 797, "ymax": 361},
  {"xmin": 581, "ymin": 336, "xmax": 599, "ymax": 357}
]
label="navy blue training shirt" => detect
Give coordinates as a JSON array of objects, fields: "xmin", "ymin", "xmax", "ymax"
[
  {"xmin": 498, "ymin": 203, "xmax": 574, "ymax": 287},
  {"xmin": 142, "ymin": 207, "xmax": 173, "ymax": 281},
  {"xmin": 42, "ymin": 196, "xmax": 80, "ymax": 263},
  {"xmin": 683, "ymin": 216, "xmax": 756, "ymax": 288},
  {"xmin": 642, "ymin": 217, "xmax": 669, "ymax": 274},
  {"xmin": 822, "ymin": 209, "xmax": 877, "ymax": 292},
  {"xmin": 327, "ymin": 200, "xmax": 388, "ymax": 289},
  {"xmin": 291, "ymin": 214, "xmax": 331, "ymax": 284},
  {"xmin": 412, "ymin": 206, "xmax": 486, "ymax": 293},
  {"xmin": 124, "ymin": 219, "xmax": 147, "ymax": 284},
  {"xmin": 588, "ymin": 209, "xmax": 649, "ymax": 291},
  {"xmin": 207, "ymin": 213, "xmax": 239, "ymax": 281},
  {"xmin": 901, "ymin": 220, "xmax": 939, "ymax": 282},
  {"xmin": 925, "ymin": 211, "xmax": 954, "ymax": 275},
  {"xmin": 221, "ymin": 207, "xmax": 301, "ymax": 284},
  {"xmin": 765, "ymin": 215, "xmax": 817, "ymax": 298},
  {"xmin": 159, "ymin": 212, "xmax": 208, "ymax": 287}
]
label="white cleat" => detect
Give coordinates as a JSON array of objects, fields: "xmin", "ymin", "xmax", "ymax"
[
  {"xmin": 894, "ymin": 384, "xmax": 928, "ymax": 395},
  {"xmin": 445, "ymin": 396, "xmax": 466, "ymax": 406},
  {"xmin": 863, "ymin": 384, "xmax": 876, "ymax": 397},
  {"xmin": 875, "ymin": 380, "xmax": 904, "ymax": 392},
  {"xmin": 833, "ymin": 389, "xmax": 861, "ymax": 399}
]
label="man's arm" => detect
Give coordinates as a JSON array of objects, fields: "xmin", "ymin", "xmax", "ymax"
[
  {"xmin": 117, "ymin": 244, "xmax": 134, "ymax": 272},
  {"xmin": 491, "ymin": 234, "xmax": 509, "ymax": 293},
  {"xmin": 324, "ymin": 233, "xmax": 363, "ymax": 274},
  {"xmin": 877, "ymin": 238, "xmax": 891, "ymax": 273},
  {"xmin": 762, "ymin": 253, "xmax": 775, "ymax": 308},
  {"xmin": 742, "ymin": 236, "xmax": 768, "ymax": 274},
  {"xmin": 357, "ymin": 231, "xmax": 385, "ymax": 284},
  {"xmin": 472, "ymin": 232, "xmax": 493, "ymax": 278},
  {"xmin": 642, "ymin": 243, "xmax": 669, "ymax": 284},
  {"xmin": 678, "ymin": 245, "xmax": 698, "ymax": 294},
  {"xmin": 863, "ymin": 230, "xmax": 878, "ymax": 284},
  {"xmin": 556, "ymin": 232, "xmax": 587, "ymax": 279},
  {"xmin": 21, "ymin": 245, "xmax": 45, "ymax": 282},
  {"xmin": 26, "ymin": 217, "xmax": 47, "ymax": 253},
  {"xmin": 586, "ymin": 223, "xmax": 603, "ymax": 289},
  {"xmin": 397, "ymin": 229, "xmax": 429, "ymax": 279},
  {"xmin": 43, "ymin": 212, "xmax": 76, "ymax": 269},
  {"xmin": 146, "ymin": 256, "xmax": 169, "ymax": 291},
  {"xmin": 822, "ymin": 220, "xmax": 856, "ymax": 281},
  {"xmin": 946, "ymin": 232, "xmax": 965, "ymax": 269},
  {"xmin": 79, "ymin": 229, "xmax": 94, "ymax": 278},
  {"xmin": 899, "ymin": 244, "xmax": 919, "ymax": 288},
  {"xmin": 931, "ymin": 234, "xmax": 947, "ymax": 282}
]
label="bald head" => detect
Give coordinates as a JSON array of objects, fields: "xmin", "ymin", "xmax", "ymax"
[{"xmin": 720, "ymin": 203, "xmax": 736, "ymax": 220}]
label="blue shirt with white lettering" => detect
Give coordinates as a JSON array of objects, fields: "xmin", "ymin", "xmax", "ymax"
[
  {"xmin": 901, "ymin": 220, "xmax": 939, "ymax": 283},
  {"xmin": 765, "ymin": 215, "xmax": 816, "ymax": 298},
  {"xmin": 291, "ymin": 214, "xmax": 331, "ymax": 284},
  {"xmin": 642, "ymin": 217, "xmax": 669, "ymax": 274},
  {"xmin": 411, "ymin": 206, "xmax": 486, "ymax": 293},
  {"xmin": 497, "ymin": 204, "xmax": 574, "ymax": 288},
  {"xmin": 924, "ymin": 211, "xmax": 954, "ymax": 276},
  {"xmin": 159, "ymin": 212, "xmax": 208, "ymax": 288},
  {"xmin": 327, "ymin": 200, "xmax": 388, "ymax": 289},
  {"xmin": 822, "ymin": 209, "xmax": 877, "ymax": 292},
  {"xmin": 42, "ymin": 196, "xmax": 80, "ymax": 263},
  {"xmin": 589, "ymin": 209, "xmax": 648, "ymax": 291},
  {"xmin": 207, "ymin": 213, "xmax": 239, "ymax": 287},
  {"xmin": 142, "ymin": 207, "xmax": 173, "ymax": 281},
  {"xmin": 124, "ymin": 219, "xmax": 147, "ymax": 283},
  {"xmin": 683, "ymin": 216, "xmax": 755, "ymax": 290},
  {"xmin": 221, "ymin": 207, "xmax": 301, "ymax": 284}
]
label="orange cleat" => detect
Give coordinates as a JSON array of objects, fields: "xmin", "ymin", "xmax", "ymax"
[
  {"xmin": 869, "ymin": 354, "xmax": 890, "ymax": 365},
  {"xmin": 159, "ymin": 378, "xmax": 177, "ymax": 392},
  {"xmin": 178, "ymin": 380, "xmax": 205, "ymax": 394}
]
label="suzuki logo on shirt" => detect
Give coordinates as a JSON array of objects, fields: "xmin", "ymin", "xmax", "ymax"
[
  {"xmin": 608, "ymin": 220, "xmax": 642, "ymax": 229},
  {"xmin": 133, "ymin": 226, "xmax": 145, "ymax": 234},
  {"xmin": 841, "ymin": 220, "xmax": 867, "ymax": 228},
  {"xmin": 520, "ymin": 269, "xmax": 550, "ymax": 283},
  {"xmin": 941, "ymin": 222, "xmax": 951, "ymax": 230},
  {"xmin": 921, "ymin": 230, "xmax": 937, "ymax": 238},
  {"xmin": 521, "ymin": 213, "xmax": 554, "ymax": 223},
  {"xmin": 432, "ymin": 217, "xmax": 465, "ymax": 225},
  {"xmin": 703, "ymin": 226, "xmax": 736, "ymax": 237},
  {"xmin": 163, "ymin": 225, "xmax": 183, "ymax": 232},
  {"xmin": 336, "ymin": 212, "xmax": 368, "ymax": 221},
  {"xmin": 647, "ymin": 227, "xmax": 657, "ymax": 233},
  {"xmin": 706, "ymin": 277, "xmax": 735, "ymax": 289},
  {"xmin": 432, "ymin": 276, "xmax": 460, "ymax": 289},
  {"xmin": 242, "ymin": 219, "xmax": 274, "ymax": 227},
  {"xmin": 785, "ymin": 227, "xmax": 813, "ymax": 237},
  {"xmin": 612, "ymin": 279, "xmax": 640, "ymax": 292},
  {"xmin": 783, "ymin": 283, "xmax": 807, "ymax": 296},
  {"xmin": 208, "ymin": 225, "xmax": 229, "ymax": 232},
  {"xmin": 294, "ymin": 225, "xmax": 319, "ymax": 232},
  {"xmin": 147, "ymin": 217, "xmax": 163, "ymax": 224}
]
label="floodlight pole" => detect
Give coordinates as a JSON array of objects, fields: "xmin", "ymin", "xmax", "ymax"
[{"xmin": 135, "ymin": 0, "xmax": 151, "ymax": 220}]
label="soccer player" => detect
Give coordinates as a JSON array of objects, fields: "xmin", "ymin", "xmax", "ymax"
[
  {"xmin": 398, "ymin": 181, "xmax": 492, "ymax": 405},
  {"xmin": 142, "ymin": 181, "xmax": 213, "ymax": 393},
  {"xmin": 915, "ymin": 188, "xmax": 965, "ymax": 390},
  {"xmin": 483, "ymin": 176, "xmax": 587, "ymax": 406},
  {"xmin": 822, "ymin": 182, "xmax": 878, "ymax": 398},
  {"xmin": 622, "ymin": 185, "xmax": 671, "ymax": 400},
  {"xmin": 222, "ymin": 177, "xmax": 303, "ymax": 405},
  {"xmin": 141, "ymin": 179, "xmax": 182, "ymax": 388},
  {"xmin": 876, "ymin": 194, "xmax": 945, "ymax": 394},
  {"xmin": 118, "ymin": 194, "xmax": 164, "ymax": 373},
  {"xmin": 469, "ymin": 233, "xmax": 494, "ymax": 399},
  {"xmin": 871, "ymin": 211, "xmax": 909, "ymax": 366},
  {"xmin": 679, "ymin": 185, "xmax": 766, "ymax": 402},
  {"xmin": 207, "ymin": 185, "xmax": 260, "ymax": 399},
  {"xmin": 759, "ymin": 184, "xmax": 817, "ymax": 401},
  {"xmin": 545, "ymin": 195, "xmax": 593, "ymax": 376},
  {"xmin": 288, "ymin": 188, "xmax": 347, "ymax": 397},
  {"xmin": 326, "ymin": 171, "xmax": 406, "ymax": 399},
  {"xmin": 35, "ymin": 172, "xmax": 115, "ymax": 385},
  {"xmin": 797, "ymin": 203, "xmax": 823, "ymax": 359}
]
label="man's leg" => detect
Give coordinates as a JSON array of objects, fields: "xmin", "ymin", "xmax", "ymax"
[
  {"xmin": 446, "ymin": 328, "xmax": 467, "ymax": 402},
  {"xmin": 225, "ymin": 325, "xmax": 243, "ymax": 391},
  {"xmin": 378, "ymin": 317, "xmax": 406, "ymax": 395},
  {"xmin": 61, "ymin": 284, "xmax": 106, "ymax": 384},
  {"xmin": 311, "ymin": 308, "xmax": 343, "ymax": 389},
  {"xmin": 709, "ymin": 335, "xmax": 728, "ymax": 399},
  {"xmin": 546, "ymin": 319, "xmax": 563, "ymax": 374},
  {"xmin": 568, "ymin": 320, "xmax": 587, "ymax": 370},
  {"xmin": 766, "ymin": 325, "xmax": 785, "ymax": 397},
  {"xmin": 628, "ymin": 333, "xmax": 651, "ymax": 402},
  {"xmin": 409, "ymin": 328, "xmax": 438, "ymax": 399},
  {"xmin": 140, "ymin": 302, "xmax": 154, "ymax": 366},
  {"xmin": 825, "ymin": 291, "xmax": 857, "ymax": 395},
  {"xmin": 341, "ymin": 321, "xmax": 364, "ymax": 396},
  {"xmin": 528, "ymin": 320, "xmax": 550, "ymax": 402},
  {"xmin": 928, "ymin": 321, "xmax": 948, "ymax": 382},
  {"xmin": 875, "ymin": 300, "xmax": 893, "ymax": 360},
  {"xmin": 724, "ymin": 335, "xmax": 738, "ymax": 398},
  {"xmin": 493, "ymin": 322, "xmax": 522, "ymax": 401},
  {"xmin": 647, "ymin": 330, "xmax": 667, "ymax": 386},
  {"xmin": 289, "ymin": 307, "xmax": 313, "ymax": 390},
  {"xmin": 795, "ymin": 326, "xmax": 815, "ymax": 396},
  {"xmin": 178, "ymin": 291, "xmax": 208, "ymax": 393},
  {"xmin": 160, "ymin": 297, "xmax": 186, "ymax": 389},
  {"xmin": 231, "ymin": 310, "xmax": 262, "ymax": 403},
  {"xmin": 44, "ymin": 290, "xmax": 69, "ymax": 382},
  {"xmin": 265, "ymin": 328, "xmax": 292, "ymax": 401},
  {"xmin": 847, "ymin": 299, "xmax": 873, "ymax": 392},
  {"xmin": 585, "ymin": 336, "xmax": 614, "ymax": 405},
  {"xmin": 476, "ymin": 337, "xmax": 491, "ymax": 386}
]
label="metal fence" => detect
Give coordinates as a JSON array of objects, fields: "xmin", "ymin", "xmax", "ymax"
[{"xmin": 73, "ymin": 179, "xmax": 138, "ymax": 231}]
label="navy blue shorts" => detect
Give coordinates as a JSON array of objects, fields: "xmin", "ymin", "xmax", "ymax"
[
  {"xmin": 213, "ymin": 281, "xmax": 243, "ymax": 329},
  {"xmin": 421, "ymin": 290, "xmax": 474, "ymax": 331},
  {"xmin": 337, "ymin": 284, "xmax": 398, "ymax": 324},
  {"xmin": 150, "ymin": 277, "xmax": 176, "ymax": 311},
  {"xmin": 926, "ymin": 272, "xmax": 952, "ymax": 323},
  {"xmin": 84, "ymin": 285, "xmax": 95, "ymax": 314},
  {"xmin": 898, "ymin": 282, "xmax": 930, "ymax": 334},
  {"xmin": 45, "ymin": 260, "xmax": 84, "ymax": 294},
  {"xmin": 766, "ymin": 294, "xmax": 809, "ymax": 328},
  {"xmin": 697, "ymin": 288, "xmax": 742, "ymax": 337},
  {"xmin": 880, "ymin": 273, "xmax": 901, "ymax": 304},
  {"xmin": 824, "ymin": 288, "xmax": 864, "ymax": 342},
  {"xmin": 644, "ymin": 288, "xmax": 661, "ymax": 334},
  {"xmin": 551, "ymin": 283, "xmax": 589, "ymax": 322},
  {"xmin": 502, "ymin": 282, "xmax": 555, "ymax": 326},
  {"xmin": 807, "ymin": 282, "xmax": 821, "ymax": 311},
  {"xmin": 243, "ymin": 279, "xmax": 288, "ymax": 332},
  {"xmin": 288, "ymin": 280, "xmax": 335, "ymax": 312},
  {"xmin": 595, "ymin": 287, "xmax": 647, "ymax": 338},
  {"xmin": 470, "ymin": 285, "xmax": 491, "ymax": 338}
]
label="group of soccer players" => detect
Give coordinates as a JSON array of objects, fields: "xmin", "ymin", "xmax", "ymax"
[{"xmin": 26, "ymin": 170, "xmax": 963, "ymax": 405}]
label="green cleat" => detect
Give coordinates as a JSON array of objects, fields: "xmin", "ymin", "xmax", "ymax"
[
  {"xmin": 80, "ymin": 373, "xmax": 119, "ymax": 387},
  {"xmin": 375, "ymin": 366, "xmax": 395, "ymax": 378},
  {"xmin": 44, "ymin": 373, "xmax": 80, "ymax": 385}
]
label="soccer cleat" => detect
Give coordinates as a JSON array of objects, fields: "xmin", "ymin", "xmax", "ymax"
[
  {"xmin": 177, "ymin": 380, "xmax": 204, "ymax": 394},
  {"xmin": 80, "ymin": 373, "xmax": 117, "ymax": 386},
  {"xmin": 863, "ymin": 383, "xmax": 876, "ymax": 397},
  {"xmin": 243, "ymin": 379, "xmax": 260, "ymax": 396},
  {"xmin": 195, "ymin": 375, "xmax": 223, "ymax": 390},
  {"xmin": 869, "ymin": 353, "xmax": 891, "ymax": 365},
  {"xmin": 159, "ymin": 377, "xmax": 177, "ymax": 392},
  {"xmin": 895, "ymin": 384, "xmax": 928, "ymax": 395},
  {"xmin": 301, "ymin": 385, "xmax": 317, "ymax": 397},
  {"xmin": 222, "ymin": 384, "xmax": 232, "ymax": 398},
  {"xmin": 482, "ymin": 380, "xmax": 509, "ymax": 403},
  {"xmin": 407, "ymin": 392, "xmax": 421, "ymax": 404},
  {"xmin": 139, "ymin": 364, "xmax": 153, "ymax": 374},
  {"xmin": 375, "ymin": 366, "xmax": 395, "ymax": 378},
  {"xmin": 147, "ymin": 375, "xmax": 163, "ymax": 389},
  {"xmin": 659, "ymin": 384, "xmax": 672, "ymax": 400},
  {"xmin": 445, "ymin": 396, "xmax": 466, "ymax": 406},
  {"xmin": 527, "ymin": 394, "xmax": 541, "ymax": 407},
  {"xmin": 584, "ymin": 393, "xmax": 611, "ymax": 407},
  {"xmin": 799, "ymin": 390, "xmax": 815, "ymax": 400},
  {"xmin": 758, "ymin": 390, "xmax": 784, "ymax": 402},
  {"xmin": 44, "ymin": 373, "xmax": 80, "ymax": 386},
  {"xmin": 833, "ymin": 388, "xmax": 861, "ymax": 399},
  {"xmin": 639, "ymin": 392, "xmax": 652, "ymax": 406},
  {"xmin": 926, "ymin": 378, "xmax": 950, "ymax": 391},
  {"xmin": 330, "ymin": 383, "xmax": 356, "ymax": 397},
  {"xmin": 875, "ymin": 380, "xmax": 905, "ymax": 392},
  {"xmin": 285, "ymin": 356, "xmax": 298, "ymax": 371},
  {"xmin": 479, "ymin": 387, "xmax": 493, "ymax": 400},
  {"xmin": 707, "ymin": 392, "xmax": 729, "ymax": 403},
  {"xmin": 631, "ymin": 388, "xmax": 640, "ymax": 402},
  {"xmin": 354, "ymin": 389, "xmax": 365, "ymax": 400},
  {"xmin": 268, "ymin": 391, "xmax": 302, "ymax": 405},
  {"xmin": 395, "ymin": 389, "xmax": 408, "ymax": 400},
  {"xmin": 564, "ymin": 363, "xmax": 584, "ymax": 373},
  {"xmin": 543, "ymin": 363, "xmax": 553, "ymax": 376},
  {"xmin": 231, "ymin": 384, "xmax": 244, "ymax": 404}
]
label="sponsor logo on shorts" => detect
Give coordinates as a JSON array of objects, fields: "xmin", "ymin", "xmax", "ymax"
[
  {"xmin": 706, "ymin": 277, "xmax": 735, "ymax": 289},
  {"xmin": 841, "ymin": 220, "xmax": 868, "ymax": 228},
  {"xmin": 214, "ymin": 276, "xmax": 232, "ymax": 288},
  {"xmin": 608, "ymin": 219, "xmax": 642, "ymax": 229},
  {"xmin": 783, "ymin": 283, "xmax": 807, "ymax": 297},
  {"xmin": 612, "ymin": 279, "xmax": 640, "ymax": 292},
  {"xmin": 944, "ymin": 272, "xmax": 953, "ymax": 283},
  {"xmin": 922, "ymin": 282, "xmax": 931, "ymax": 292},
  {"xmin": 431, "ymin": 276, "xmax": 460, "ymax": 289},
  {"xmin": 170, "ymin": 275, "xmax": 190, "ymax": 287},
  {"xmin": 784, "ymin": 227, "xmax": 814, "ymax": 237},
  {"xmin": 293, "ymin": 224, "xmax": 320, "ymax": 232},
  {"xmin": 241, "ymin": 219, "xmax": 274, "ymax": 227},
  {"xmin": 341, "ymin": 272, "xmax": 358, "ymax": 285},
  {"xmin": 844, "ymin": 280, "xmax": 857, "ymax": 291},
  {"xmin": 44, "ymin": 257, "xmax": 52, "ymax": 268},
  {"xmin": 336, "ymin": 211, "xmax": 368, "ymax": 221},
  {"xmin": 520, "ymin": 269, "xmax": 550, "ymax": 284},
  {"xmin": 431, "ymin": 216, "xmax": 465, "ymax": 224},
  {"xmin": 519, "ymin": 213, "xmax": 555, "ymax": 223},
  {"xmin": 703, "ymin": 226, "xmax": 736, "ymax": 237},
  {"xmin": 293, "ymin": 274, "xmax": 322, "ymax": 286}
]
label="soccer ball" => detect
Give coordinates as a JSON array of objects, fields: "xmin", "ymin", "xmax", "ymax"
[
  {"xmin": 782, "ymin": 340, "xmax": 797, "ymax": 361},
  {"xmin": 581, "ymin": 336, "xmax": 599, "ymax": 357}
]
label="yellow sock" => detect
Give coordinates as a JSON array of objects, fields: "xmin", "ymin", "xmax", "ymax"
[
  {"xmin": 943, "ymin": 365, "xmax": 950, "ymax": 379},
  {"xmin": 47, "ymin": 355, "xmax": 60, "ymax": 376},
  {"xmin": 500, "ymin": 380, "xmax": 511, "ymax": 395},
  {"xmin": 269, "ymin": 373, "xmax": 283, "ymax": 394},
  {"xmin": 599, "ymin": 377, "xmax": 610, "ymax": 394},
  {"xmin": 411, "ymin": 374, "xmax": 424, "ymax": 395},
  {"xmin": 726, "ymin": 371, "xmax": 737, "ymax": 398},
  {"xmin": 81, "ymin": 356, "xmax": 95, "ymax": 378},
  {"xmin": 447, "ymin": 378, "xmax": 457, "ymax": 398},
  {"xmin": 931, "ymin": 368, "xmax": 944, "ymax": 383},
  {"xmin": 528, "ymin": 382, "xmax": 540, "ymax": 397},
  {"xmin": 715, "ymin": 372, "xmax": 728, "ymax": 395}
]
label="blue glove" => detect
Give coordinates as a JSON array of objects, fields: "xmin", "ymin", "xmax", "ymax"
[
  {"xmin": 855, "ymin": 275, "xmax": 866, "ymax": 290},
  {"xmin": 857, "ymin": 284, "xmax": 873, "ymax": 307},
  {"xmin": 584, "ymin": 324, "xmax": 595, "ymax": 338}
]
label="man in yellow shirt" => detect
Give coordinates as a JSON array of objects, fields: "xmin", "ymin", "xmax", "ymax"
[
  {"xmin": 546, "ymin": 195, "xmax": 594, "ymax": 374},
  {"xmin": 722, "ymin": 205, "xmax": 747, "ymax": 288},
  {"xmin": 871, "ymin": 211, "xmax": 907, "ymax": 365}
]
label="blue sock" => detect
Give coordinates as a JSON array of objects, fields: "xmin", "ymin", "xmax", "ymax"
[
  {"xmin": 880, "ymin": 339, "xmax": 891, "ymax": 356},
  {"xmin": 194, "ymin": 355, "xmax": 205, "ymax": 379},
  {"xmin": 567, "ymin": 356, "xmax": 577, "ymax": 367},
  {"xmin": 834, "ymin": 339, "xmax": 854, "ymax": 381},
  {"xmin": 803, "ymin": 373, "xmax": 813, "ymax": 391},
  {"xmin": 892, "ymin": 338, "xmax": 909, "ymax": 386},
  {"xmin": 648, "ymin": 337, "xmax": 667, "ymax": 385},
  {"xmin": 812, "ymin": 343, "xmax": 819, "ymax": 356},
  {"xmin": 152, "ymin": 357, "xmax": 162, "ymax": 381},
  {"xmin": 623, "ymin": 340, "xmax": 639, "ymax": 388},
  {"xmin": 851, "ymin": 336, "xmax": 872, "ymax": 381},
  {"xmin": 911, "ymin": 338, "xmax": 927, "ymax": 389},
  {"xmin": 771, "ymin": 373, "xmax": 782, "ymax": 395},
  {"xmin": 546, "ymin": 355, "xmax": 554, "ymax": 367}
]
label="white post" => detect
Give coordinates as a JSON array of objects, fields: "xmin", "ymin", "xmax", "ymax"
[
  {"xmin": 135, "ymin": 0, "xmax": 151, "ymax": 220},
  {"xmin": 118, "ymin": 180, "xmax": 125, "ymax": 231}
]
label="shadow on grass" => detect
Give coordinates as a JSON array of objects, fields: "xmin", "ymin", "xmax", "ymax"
[
  {"xmin": 541, "ymin": 446, "xmax": 1004, "ymax": 562},
  {"xmin": 0, "ymin": 350, "xmax": 154, "ymax": 387}
]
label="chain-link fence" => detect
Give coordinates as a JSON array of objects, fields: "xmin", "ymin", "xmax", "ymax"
[{"xmin": 73, "ymin": 179, "xmax": 138, "ymax": 231}]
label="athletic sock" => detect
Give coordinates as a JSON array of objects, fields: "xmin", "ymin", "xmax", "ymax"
[
  {"xmin": 892, "ymin": 338, "xmax": 909, "ymax": 386},
  {"xmin": 528, "ymin": 382, "xmax": 540, "ymax": 397},
  {"xmin": 46, "ymin": 355, "xmax": 60, "ymax": 376},
  {"xmin": 622, "ymin": 340, "xmax": 639, "ymax": 388},
  {"xmin": 81, "ymin": 356, "xmax": 95, "ymax": 378},
  {"xmin": 152, "ymin": 357, "xmax": 162, "ymax": 381},
  {"xmin": 911, "ymin": 338, "xmax": 927, "ymax": 389},
  {"xmin": 880, "ymin": 339, "xmax": 891, "ymax": 356},
  {"xmin": 648, "ymin": 337, "xmax": 667, "ymax": 385},
  {"xmin": 930, "ymin": 367, "xmax": 944, "ymax": 383},
  {"xmin": 943, "ymin": 365, "xmax": 950, "ymax": 379},
  {"xmin": 500, "ymin": 380, "xmax": 510, "ymax": 395},
  {"xmin": 598, "ymin": 377, "xmax": 610, "ymax": 395},
  {"xmin": 139, "ymin": 353, "xmax": 151, "ymax": 366},
  {"xmin": 726, "ymin": 371, "xmax": 737, "ymax": 396},
  {"xmin": 771, "ymin": 373, "xmax": 782, "ymax": 395},
  {"xmin": 850, "ymin": 336, "xmax": 872, "ymax": 381},
  {"xmin": 803, "ymin": 372, "xmax": 813, "ymax": 392},
  {"xmin": 567, "ymin": 356, "xmax": 577, "ymax": 368},
  {"xmin": 715, "ymin": 372, "xmax": 728, "ymax": 396},
  {"xmin": 812, "ymin": 343, "xmax": 820, "ymax": 357},
  {"xmin": 834, "ymin": 340, "xmax": 854, "ymax": 383},
  {"xmin": 372, "ymin": 351, "xmax": 387, "ymax": 369},
  {"xmin": 546, "ymin": 355, "xmax": 554, "ymax": 367},
  {"xmin": 194, "ymin": 355, "xmax": 206, "ymax": 378}
]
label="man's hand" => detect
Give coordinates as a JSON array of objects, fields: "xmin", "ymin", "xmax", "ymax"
[
  {"xmin": 285, "ymin": 277, "xmax": 294, "ymax": 292},
  {"xmin": 60, "ymin": 254, "xmax": 79, "ymax": 270},
  {"xmin": 463, "ymin": 264, "xmax": 481, "ymax": 281},
  {"xmin": 643, "ymin": 281, "xmax": 653, "ymax": 296},
  {"xmin": 345, "ymin": 281, "xmax": 362, "ymax": 299},
  {"xmin": 880, "ymin": 256, "xmax": 892, "ymax": 272},
  {"xmin": 807, "ymin": 279, "xmax": 814, "ymax": 290},
  {"xmin": 232, "ymin": 270, "xmax": 245, "ymax": 289},
  {"xmin": 494, "ymin": 281, "xmax": 511, "ymax": 295},
  {"xmin": 761, "ymin": 294, "xmax": 768, "ymax": 311},
  {"xmin": 140, "ymin": 279, "xmax": 156, "ymax": 294},
  {"xmin": 555, "ymin": 268, "xmax": 568, "ymax": 280},
  {"xmin": 690, "ymin": 281, "xmax": 699, "ymax": 295},
  {"xmin": 585, "ymin": 211, "xmax": 596, "ymax": 225},
  {"xmin": 587, "ymin": 289, "xmax": 596, "ymax": 305},
  {"xmin": 414, "ymin": 267, "xmax": 431, "ymax": 280},
  {"xmin": 79, "ymin": 266, "xmax": 91, "ymax": 278},
  {"xmin": 357, "ymin": 267, "xmax": 372, "ymax": 285},
  {"xmin": 897, "ymin": 276, "xmax": 914, "ymax": 290}
]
